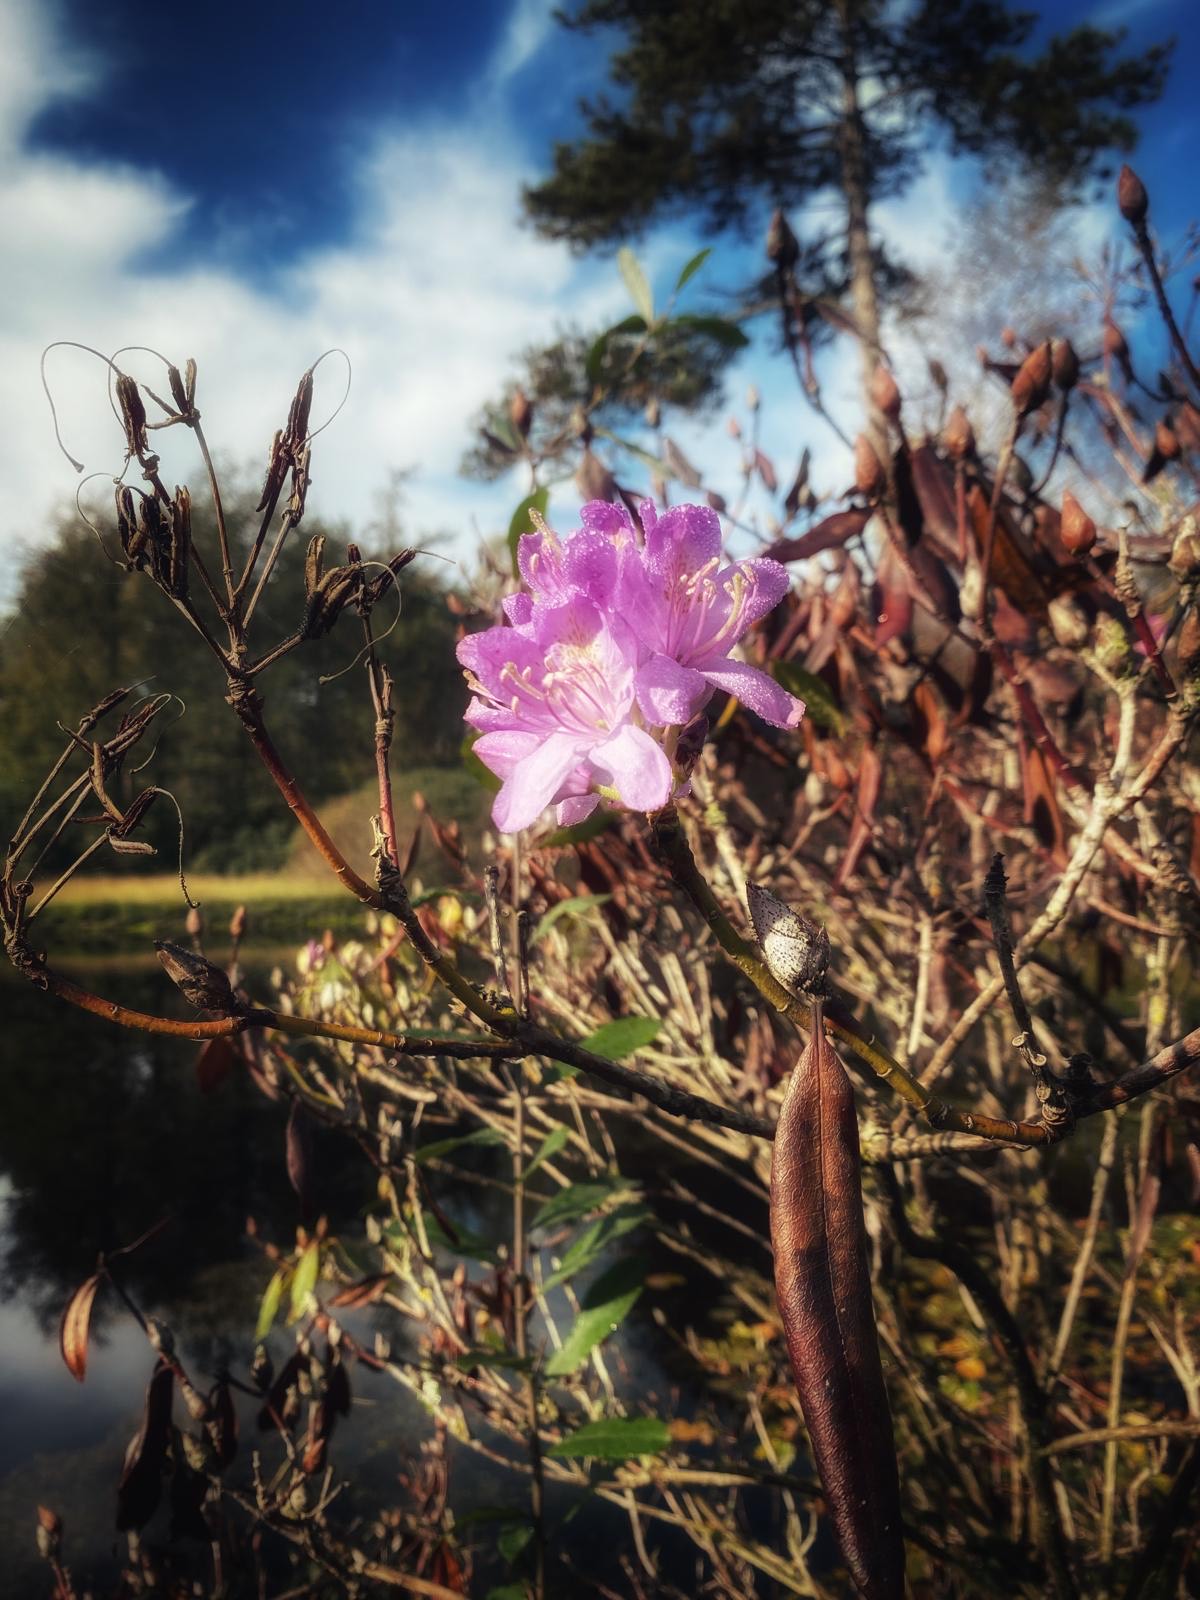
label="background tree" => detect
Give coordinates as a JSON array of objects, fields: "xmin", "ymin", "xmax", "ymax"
[{"xmin": 526, "ymin": 0, "xmax": 1172, "ymax": 412}]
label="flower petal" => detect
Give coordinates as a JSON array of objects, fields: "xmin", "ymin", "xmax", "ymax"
[
  {"xmin": 555, "ymin": 793, "xmax": 600, "ymax": 827},
  {"xmin": 635, "ymin": 653, "xmax": 711, "ymax": 726},
  {"xmin": 700, "ymin": 658, "xmax": 805, "ymax": 729},
  {"xmin": 591, "ymin": 724, "xmax": 674, "ymax": 813},
  {"xmin": 493, "ymin": 731, "xmax": 586, "ymax": 833},
  {"xmin": 472, "ymin": 729, "xmax": 542, "ymax": 781},
  {"xmin": 644, "ymin": 502, "xmax": 721, "ymax": 582}
]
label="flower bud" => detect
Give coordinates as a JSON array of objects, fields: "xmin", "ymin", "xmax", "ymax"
[
  {"xmin": 870, "ymin": 365, "xmax": 902, "ymax": 422},
  {"xmin": 230, "ymin": 904, "xmax": 248, "ymax": 942},
  {"xmin": 1001, "ymin": 326, "xmax": 1018, "ymax": 349},
  {"xmin": 1155, "ymin": 418, "xmax": 1180, "ymax": 461},
  {"xmin": 1010, "ymin": 340, "xmax": 1052, "ymax": 418},
  {"xmin": 765, "ymin": 208, "xmax": 800, "ymax": 270},
  {"xmin": 1061, "ymin": 491, "xmax": 1096, "ymax": 556},
  {"xmin": 1051, "ymin": 338, "xmax": 1080, "ymax": 392},
  {"xmin": 943, "ymin": 405, "xmax": 975, "ymax": 460},
  {"xmin": 509, "ymin": 386, "xmax": 532, "ymax": 438},
  {"xmin": 853, "ymin": 433, "xmax": 885, "ymax": 498},
  {"xmin": 155, "ymin": 941, "xmax": 239, "ymax": 1013},
  {"xmin": 1104, "ymin": 318, "xmax": 1133, "ymax": 383},
  {"xmin": 1118, "ymin": 164, "xmax": 1149, "ymax": 226}
]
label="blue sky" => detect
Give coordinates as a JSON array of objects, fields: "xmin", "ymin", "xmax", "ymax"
[{"xmin": 0, "ymin": 0, "xmax": 1194, "ymax": 588}]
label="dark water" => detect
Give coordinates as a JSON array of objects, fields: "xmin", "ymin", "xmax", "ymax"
[{"xmin": 0, "ymin": 956, "xmax": 763, "ymax": 1597}]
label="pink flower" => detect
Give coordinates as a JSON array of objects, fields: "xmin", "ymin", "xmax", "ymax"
[{"xmin": 459, "ymin": 500, "xmax": 803, "ymax": 832}]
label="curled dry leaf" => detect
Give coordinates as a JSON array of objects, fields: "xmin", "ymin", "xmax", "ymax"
[
  {"xmin": 60, "ymin": 1272, "xmax": 103, "ymax": 1383},
  {"xmin": 116, "ymin": 1360, "xmax": 175, "ymax": 1532},
  {"xmin": 770, "ymin": 1000, "xmax": 904, "ymax": 1599}
]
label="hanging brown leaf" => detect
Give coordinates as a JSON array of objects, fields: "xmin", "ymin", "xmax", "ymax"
[
  {"xmin": 207, "ymin": 1378, "xmax": 239, "ymax": 1470},
  {"xmin": 116, "ymin": 1360, "xmax": 175, "ymax": 1531},
  {"xmin": 328, "ymin": 1273, "xmax": 392, "ymax": 1309},
  {"xmin": 60, "ymin": 1272, "xmax": 103, "ymax": 1383},
  {"xmin": 1021, "ymin": 742, "xmax": 1067, "ymax": 864},
  {"xmin": 766, "ymin": 510, "xmax": 869, "ymax": 565},
  {"xmin": 834, "ymin": 746, "xmax": 882, "ymax": 891},
  {"xmin": 195, "ymin": 1036, "xmax": 236, "ymax": 1094},
  {"xmin": 911, "ymin": 681, "xmax": 948, "ymax": 765},
  {"xmin": 770, "ymin": 1000, "xmax": 905, "ymax": 1600},
  {"xmin": 286, "ymin": 1099, "xmax": 314, "ymax": 1218}
]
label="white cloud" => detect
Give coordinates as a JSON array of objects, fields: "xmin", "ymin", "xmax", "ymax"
[{"xmin": 0, "ymin": 0, "xmax": 625, "ymax": 596}]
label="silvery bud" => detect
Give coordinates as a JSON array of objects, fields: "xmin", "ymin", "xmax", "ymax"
[{"xmin": 746, "ymin": 884, "xmax": 830, "ymax": 994}]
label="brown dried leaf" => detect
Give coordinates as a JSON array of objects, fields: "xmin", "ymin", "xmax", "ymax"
[
  {"xmin": 60, "ymin": 1273, "xmax": 102, "ymax": 1383},
  {"xmin": 116, "ymin": 1360, "xmax": 174, "ymax": 1531},
  {"xmin": 767, "ymin": 510, "xmax": 869, "ymax": 564}
]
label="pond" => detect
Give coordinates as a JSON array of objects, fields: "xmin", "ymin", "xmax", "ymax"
[{"xmin": 0, "ymin": 948, "xmax": 771, "ymax": 1597}]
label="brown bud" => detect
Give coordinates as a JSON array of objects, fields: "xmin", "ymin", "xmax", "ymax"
[
  {"xmin": 870, "ymin": 365, "xmax": 902, "ymax": 423},
  {"xmin": 1103, "ymin": 318, "xmax": 1133, "ymax": 383},
  {"xmin": 230, "ymin": 904, "xmax": 248, "ymax": 942},
  {"xmin": 943, "ymin": 405, "xmax": 975, "ymax": 460},
  {"xmin": 575, "ymin": 447, "xmax": 616, "ymax": 503},
  {"xmin": 1118, "ymin": 164, "xmax": 1149, "ymax": 227},
  {"xmin": 1051, "ymin": 338, "xmax": 1080, "ymax": 392},
  {"xmin": 1155, "ymin": 418, "xmax": 1180, "ymax": 461},
  {"xmin": 644, "ymin": 396, "xmax": 660, "ymax": 429},
  {"xmin": 746, "ymin": 884, "xmax": 830, "ymax": 993},
  {"xmin": 35, "ymin": 1505, "xmax": 61, "ymax": 1560},
  {"xmin": 185, "ymin": 905, "xmax": 203, "ymax": 941},
  {"xmin": 1060, "ymin": 491, "xmax": 1096, "ymax": 556},
  {"xmin": 509, "ymin": 386, "xmax": 532, "ymax": 438},
  {"xmin": 766, "ymin": 207, "xmax": 800, "ymax": 270},
  {"xmin": 1176, "ymin": 402, "xmax": 1200, "ymax": 454},
  {"xmin": 853, "ymin": 433, "xmax": 885, "ymax": 498},
  {"xmin": 927, "ymin": 358, "xmax": 948, "ymax": 393},
  {"xmin": 1000, "ymin": 326, "xmax": 1018, "ymax": 349},
  {"xmin": 155, "ymin": 941, "xmax": 239, "ymax": 1013},
  {"xmin": 1010, "ymin": 340, "xmax": 1052, "ymax": 418}
]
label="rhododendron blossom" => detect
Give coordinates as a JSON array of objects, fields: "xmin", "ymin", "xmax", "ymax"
[{"xmin": 458, "ymin": 500, "xmax": 804, "ymax": 832}]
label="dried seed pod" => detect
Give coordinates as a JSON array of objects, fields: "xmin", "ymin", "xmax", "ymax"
[
  {"xmin": 1010, "ymin": 340, "xmax": 1052, "ymax": 418},
  {"xmin": 155, "ymin": 941, "xmax": 238, "ymax": 1013},
  {"xmin": 747, "ymin": 884, "xmax": 830, "ymax": 993},
  {"xmin": 943, "ymin": 405, "xmax": 975, "ymax": 460},
  {"xmin": 115, "ymin": 373, "xmax": 149, "ymax": 458},
  {"xmin": 1060, "ymin": 492, "xmax": 1096, "ymax": 557},
  {"xmin": 854, "ymin": 433, "xmax": 885, "ymax": 499},
  {"xmin": 167, "ymin": 364, "xmax": 189, "ymax": 415},
  {"xmin": 168, "ymin": 487, "xmax": 191, "ymax": 599},
  {"xmin": 770, "ymin": 1000, "xmax": 904, "ymax": 1599},
  {"xmin": 286, "ymin": 368, "xmax": 315, "ymax": 448},
  {"xmin": 302, "ymin": 564, "xmax": 360, "ymax": 639},
  {"xmin": 1051, "ymin": 338, "xmax": 1080, "ymax": 392},
  {"xmin": 870, "ymin": 365, "xmax": 901, "ymax": 423},
  {"xmin": 1118, "ymin": 164, "xmax": 1149, "ymax": 226},
  {"xmin": 304, "ymin": 534, "xmax": 326, "ymax": 599}
]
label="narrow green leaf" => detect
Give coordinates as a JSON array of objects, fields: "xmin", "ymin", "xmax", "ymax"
[
  {"xmin": 532, "ymin": 1179, "xmax": 623, "ymax": 1233},
  {"xmin": 487, "ymin": 1586, "xmax": 528, "ymax": 1600},
  {"xmin": 524, "ymin": 1125, "xmax": 569, "ymax": 1179},
  {"xmin": 507, "ymin": 486, "xmax": 550, "ymax": 578},
  {"xmin": 770, "ymin": 662, "xmax": 844, "ymax": 734},
  {"xmin": 673, "ymin": 313, "xmax": 750, "ymax": 349},
  {"xmin": 289, "ymin": 1241, "xmax": 320, "ymax": 1316},
  {"xmin": 547, "ymin": 1414, "xmax": 670, "ymax": 1461},
  {"xmin": 256, "ymin": 1268, "xmax": 287, "ymax": 1341},
  {"xmin": 531, "ymin": 893, "xmax": 611, "ymax": 945},
  {"xmin": 421, "ymin": 1212, "xmax": 500, "ymax": 1262},
  {"xmin": 498, "ymin": 1524, "xmax": 534, "ymax": 1563},
  {"xmin": 585, "ymin": 315, "xmax": 647, "ymax": 384},
  {"xmin": 675, "ymin": 247, "xmax": 712, "ymax": 293},
  {"xmin": 581, "ymin": 1016, "xmax": 662, "ymax": 1061},
  {"xmin": 541, "ymin": 810, "xmax": 616, "ymax": 848},
  {"xmin": 413, "ymin": 1126, "xmax": 508, "ymax": 1166},
  {"xmin": 456, "ymin": 1348, "xmax": 534, "ymax": 1372},
  {"xmin": 545, "ymin": 1255, "xmax": 646, "ymax": 1376},
  {"xmin": 544, "ymin": 1204, "xmax": 650, "ymax": 1289},
  {"xmin": 617, "ymin": 246, "xmax": 654, "ymax": 324}
]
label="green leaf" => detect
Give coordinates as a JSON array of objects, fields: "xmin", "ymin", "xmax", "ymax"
[
  {"xmin": 541, "ymin": 810, "xmax": 616, "ymax": 848},
  {"xmin": 544, "ymin": 1204, "xmax": 650, "ymax": 1289},
  {"xmin": 413, "ymin": 1126, "xmax": 508, "ymax": 1166},
  {"xmin": 524, "ymin": 1125, "xmax": 569, "ymax": 1179},
  {"xmin": 770, "ymin": 662, "xmax": 845, "ymax": 735},
  {"xmin": 545, "ymin": 1255, "xmax": 646, "ymax": 1376},
  {"xmin": 498, "ymin": 1524, "xmax": 534, "ymax": 1564},
  {"xmin": 487, "ymin": 1587, "xmax": 529, "ymax": 1600},
  {"xmin": 290, "ymin": 1241, "xmax": 320, "ymax": 1316},
  {"xmin": 585, "ymin": 315, "xmax": 648, "ymax": 384},
  {"xmin": 456, "ymin": 1348, "xmax": 534, "ymax": 1372},
  {"xmin": 674, "ymin": 247, "xmax": 712, "ymax": 293},
  {"xmin": 531, "ymin": 893, "xmax": 611, "ymax": 945},
  {"xmin": 547, "ymin": 1414, "xmax": 670, "ymax": 1461},
  {"xmin": 532, "ymin": 1179, "xmax": 623, "ymax": 1233},
  {"xmin": 617, "ymin": 246, "xmax": 654, "ymax": 324},
  {"xmin": 256, "ymin": 1268, "xmax": 287, "ymax": 1341},
  {"xmin": 507, "ymin": 486, "xmax": 550, "ymax": 578},
  {"xmin": 673, "ymin": 313, "xmax": 749, "ymax": 349},
  {"xmin": 581, "ymin": 1016, "xmax": 662, "ymax": 1061},
  {"xmin": 420, "ymin": 1212, "xmax": 500, "ymax": 1263}
]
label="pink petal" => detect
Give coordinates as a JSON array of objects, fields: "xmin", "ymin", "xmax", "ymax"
[
  {"xmin": 472, "ymin": 729, "xmax": 542, "ymax": 780},
  {"xmin": 493, "ymin": 730, "xmax": 586, "ymax": 833},
  {"xmin": 555, "ymin": 793, "xmax": 600, "ymax": 826},
  {"xmin": 645, "ymin": 502, "xmax": 721, "ymax": 582},
  {"xmin": 729, "ymin": 557, "xmax": 791, "ymax": 628},
  {"xmin": 635, "ymin": 653, "xmax": 711, "ymax": 725},
  {"xmin": 700, "ymin": 659, "xmax": 805, "ymax": 729},
  {"xmin": 590, "ymin": 724, "xmax": 673, "ymax": 813}
]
